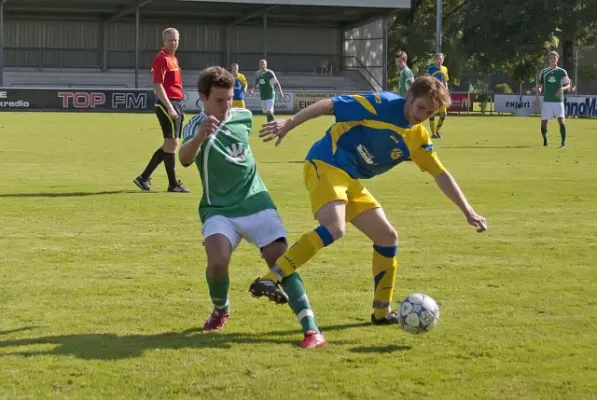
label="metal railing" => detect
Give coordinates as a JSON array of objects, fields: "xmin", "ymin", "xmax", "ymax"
[
  {"xmin": 341, "ymin": 55, "xmax": 383, "ymax": 91},
  {"xmin": 4, "ymin": 48, "xmax": 347, "ymax": 74}
]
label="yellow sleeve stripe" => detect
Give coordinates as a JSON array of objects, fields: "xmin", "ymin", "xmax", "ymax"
[
  {"xmin": 360, "ymin": 119, "xmax": 403, "ymax": 135},
  {"xmin": 329, "ymin": 119, "xmax": 406, "ymax": 154},
  {"xmin": 330, "ymin": 121, "xmax": 361, "ymax": 154},
  {"xmin": 349, "ymin": 95, "xmax": 378, "ymax": 115}
]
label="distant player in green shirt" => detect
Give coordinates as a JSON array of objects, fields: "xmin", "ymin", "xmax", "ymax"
[
  {"xmin": 395, "ymin": 50, "xmax": 414, "ymax": 96},
  {"xmin": 535, "ymin": 51, "xmax": 571, "ymax": 148},
  {"xmin": 250, "ymin": 59, "xmax": 284, "ymax": 122},
  {"xmin": 179, "ymin": 66, "xmax": 326, "ymax": 348}
]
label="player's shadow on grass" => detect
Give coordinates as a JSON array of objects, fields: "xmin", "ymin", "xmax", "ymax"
[
  {"xmin": 349, "ymin": 344, "xmax": 412, "ymax": 354},
  {"xmin": 0, "ymin": 322, "xmax": 370, "ymax": 360},
  {"xmin": 0, "ymin": 326, "xmax": 39, "ymax": 336},
  {"xmin": 0, "ymin": 190, "xmax": 139, "ymax": 198}
]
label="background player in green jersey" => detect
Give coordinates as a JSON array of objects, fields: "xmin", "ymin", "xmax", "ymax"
[
  {"xmin": 178, "ymin": 66, "xmax": 326, "ymax": 349},
  {"xmin": 535, "ymin": 51, "xmax": 571, "ymax": 148},
  {"xmin": 395, "ymin": 50, "xmax": 414, "ymax": 96},
  {"xmin": 250, "ymin": 59, "xmax": 284, "ymax": 122}
]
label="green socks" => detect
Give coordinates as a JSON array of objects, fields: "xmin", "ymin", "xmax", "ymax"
[
  {"xmin": 281, "ymin": 273, "xmax": 319, "ymax": 333},
  {"xmin": 206, "ymin": 272, "xmax": 230, "ymax": 314}
]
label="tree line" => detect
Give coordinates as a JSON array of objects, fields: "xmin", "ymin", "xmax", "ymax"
[{"xmin": 389, "ymin": 0, "xmax": 597, "ymax": 93}]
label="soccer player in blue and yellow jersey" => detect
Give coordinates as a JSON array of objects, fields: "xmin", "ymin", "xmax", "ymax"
[
  {"xmin": 249, "ymin": 76, "xmax": 487, "ymax": 326},
  {"xmin": 231, "ymin": 63, "xmax": 248, "ymax": 108},
  {"xmin": 426, "ymin": 53, "xmax": 449, "ymax": 138}
]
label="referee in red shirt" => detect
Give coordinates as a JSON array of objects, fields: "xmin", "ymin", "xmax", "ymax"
[{"xmin": 134, "ymin": 27, "xmax": 189, "ymax": 193}]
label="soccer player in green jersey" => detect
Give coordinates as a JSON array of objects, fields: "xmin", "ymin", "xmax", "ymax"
[
  {"xmin": 395, "ymin": 51, "xmax": 414, "ymax": 96},
  {"xmin": 179, "ymin": 66, "xmax": 326, "ymax": 349},
  {"xmin": 250, "ymin": 59, "xmax": 284, "ymax": 122},
  {"xmin": 535, "ymin": 51, "xmax": 571, "ymax": 148}
]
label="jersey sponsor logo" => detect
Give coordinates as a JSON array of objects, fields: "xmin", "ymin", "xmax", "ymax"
[
  {"xmin": 225, "ymin": 143, "xmax": 248, "ymax": 163},
  {"xmin": 357, "ymin": 144, "xmax": 374, "ymax": 165},
  {"xmin": 390, "ymin": 148, "xmax": 403, "ymax": 160}
]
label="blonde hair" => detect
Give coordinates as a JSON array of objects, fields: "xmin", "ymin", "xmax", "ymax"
[
  {"xmin": 409, "ymin": 76, "xmax": 452, "ymax": 109},
  {"xmin": 162, "ymin": 27, "xmax": 179, "ymax": 41}
]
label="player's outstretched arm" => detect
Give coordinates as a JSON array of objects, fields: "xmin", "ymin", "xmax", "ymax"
[
  {"xmin": 259, "ymin": 98, "xmax": 334, "ymax": 146},
  {"xmin": 433, "ymin": 171, "xmax": 487, "ymax": 233}
]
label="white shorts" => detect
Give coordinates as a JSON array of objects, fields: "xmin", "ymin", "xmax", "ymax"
[
  {"xmin": 541, "ymin": 102, "xmax": 565, "ymax": 120},
  {"xmin": 261, "ymin": 99, "xmax": 275, "ymax": 113},
  {"xmin": 202, "ymin": 209, "xmax": 287, "ymax": 249}
]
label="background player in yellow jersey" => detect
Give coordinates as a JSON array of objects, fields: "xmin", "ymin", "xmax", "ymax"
[
  {"xmin": 249, "ymin": 76, "xmax": 488, "ymax": 326},
  {"xmin": 426, "ymin": 53, "xmax": 449, "ymax": 138},
  {"xmin": 231, "ymin": 63, "xmax": 247, "ymax": 108}
]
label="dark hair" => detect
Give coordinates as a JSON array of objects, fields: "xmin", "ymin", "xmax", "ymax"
[
  {"xmin": 197, "ymin": 66, "xmax": 235, "ymax": 97},
  {"xmin": 408, "ymin": 76, "xmax": 452, "ymax": 109}
]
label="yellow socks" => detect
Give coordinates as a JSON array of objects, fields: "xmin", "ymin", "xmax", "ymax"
[
  {"xmin": 371, "ymin": 245, "xmax": 398, "ymax": 320},
  {"xmin": 262, "ymin": 226, "xmax": 335, "ymax": 282}
]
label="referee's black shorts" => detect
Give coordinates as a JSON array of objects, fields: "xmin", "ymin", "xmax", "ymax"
[{"xmin": 155, "ymin": 99, "xmax": 184, "ymax": 139}]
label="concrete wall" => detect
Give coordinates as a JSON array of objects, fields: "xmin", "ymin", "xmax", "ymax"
[{"xmin": 343, "ymin": 18, "xmax": 385, "ymax": 91}]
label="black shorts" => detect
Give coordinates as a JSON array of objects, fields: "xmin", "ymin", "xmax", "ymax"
[{"xmin": 155, "ymin": 100, "xmax": 184, "ymax": 139}]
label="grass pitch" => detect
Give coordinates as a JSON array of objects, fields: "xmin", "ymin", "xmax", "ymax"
[{"xmin": 0, "ymin": 112, "xmax": 596, "ymax": 399}]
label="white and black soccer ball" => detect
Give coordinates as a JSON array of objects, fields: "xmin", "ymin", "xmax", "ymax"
[{"xmin": 398, "ymin": 293, "xmax": 440, "ymax": 334}]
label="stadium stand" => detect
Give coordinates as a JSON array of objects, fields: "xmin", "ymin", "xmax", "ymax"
[
  {"xmin": 1, "ymin": 1, "xmax": 408, "ymax": 92},
  {"xmin": 2, "ymin": 68, "xmax": 371, "ymax": 91}
]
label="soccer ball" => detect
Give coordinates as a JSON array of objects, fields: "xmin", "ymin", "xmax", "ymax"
[{"xmin": 398, "ymin": 293, "xmax": 440, "ymax": 334}]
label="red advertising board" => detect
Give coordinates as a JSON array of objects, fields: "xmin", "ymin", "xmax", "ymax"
[{"xmin": 449, "ymin": 92, "xmax": 472, "ymax": 112}]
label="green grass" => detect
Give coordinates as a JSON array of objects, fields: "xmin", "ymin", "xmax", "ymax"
[{"xmin": 1, "ymin": 113, "xmax": 596, "ymax": 399}]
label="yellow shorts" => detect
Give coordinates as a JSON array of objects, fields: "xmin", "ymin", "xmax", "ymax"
[
  {"xmin": 232, "ymin": 100, "xmax": 245, "ymax": 108},
  {"xmin": 303, "ymin": 160, "xmax": 380, "ymax": 222}
]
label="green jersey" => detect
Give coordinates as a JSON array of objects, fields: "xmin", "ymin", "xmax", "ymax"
[
  {"xmin": 398, "ymin": 66, "xmax": 414, "ymax": 96},
  {"xmin": 182, "ymin": 108, "xmax": 276, "ymax": 223},
  {"xmin": 538, "ymin": 67, "xmax": 570, "ymax": 103},
  {"xmin": 255, "ymin": 69, "xmax": 278, "ymax": 100}
]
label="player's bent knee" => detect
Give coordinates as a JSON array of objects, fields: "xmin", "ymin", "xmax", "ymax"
[
  {"xmin": 162, "ymin": 139, "xmax": 178, "ymax": 153},
  {"xmin": 387, "ymin": 228, "xmax": 399, "ymax": 245},
  {"xmin": 207, "ymin": 258, "xmax": 231, "ymax": 279},
  {"xmin": 261, "ymin": 240, "xmax": 288, "ymax": 267},
  {"xmin": 324, "ymin": 224, "xmax": 345, "ymax": 241},
  {"xmin": 376, "ymin": 227, "xmax": 398, "ymax": 247}
]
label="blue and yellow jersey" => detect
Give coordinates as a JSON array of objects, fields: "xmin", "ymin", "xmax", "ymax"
[
  {"xmin": 233, "ymin": 73, "xmax": 247, "ymax": 100},
  {"xmin": 427, "ymin": 64, "xmax": 449, "ymax": 87},
  {"xmin": 305, "ymin": 92, "xmax": 445, "ymax": 180}
]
